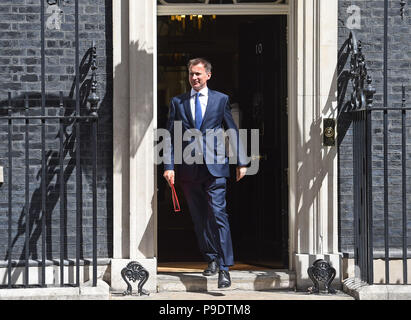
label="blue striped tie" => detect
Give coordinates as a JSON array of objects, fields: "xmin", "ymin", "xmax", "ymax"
[{"xmin": 195, "ymin": 92, "xmax": 202, "ymax": 129}]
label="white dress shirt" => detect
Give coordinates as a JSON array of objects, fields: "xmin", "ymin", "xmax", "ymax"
[{"xmin": 190, "ymin": 87, "xmax": 208, "ymax": 122}]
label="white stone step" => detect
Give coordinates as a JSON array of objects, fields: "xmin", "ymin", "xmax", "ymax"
[{"xmin": 157, "ymin": 270, "xmax": 295, "ymax": 292}]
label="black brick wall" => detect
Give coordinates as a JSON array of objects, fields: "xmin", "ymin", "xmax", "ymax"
[
  {"xmin": 0, "ymin": 0, "xmax": 112, "ymax": 260},
  {"xmin": 338, "ymin": 0, "xmax": 411, "ymax": 256}
]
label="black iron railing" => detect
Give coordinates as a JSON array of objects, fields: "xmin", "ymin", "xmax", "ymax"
[
  {"xmin": 2, "ymin": 94, "xmax": 98, "ymax": 288},
  {"xmin": 345, "ymin": 29, "xmax": 375, "ymax": 284},
  {"xmin": 345, "ymin": 21, "xmax": 410, "ymax": 284},
  {"xmin": 0, "ymin": 0, "xmax": 99, "ymax": 288}
]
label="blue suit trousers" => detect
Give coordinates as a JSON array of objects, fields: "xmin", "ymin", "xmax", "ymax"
[{"xmin": 180, "ymin": 165, "xmax": 234, "ymax": 268}]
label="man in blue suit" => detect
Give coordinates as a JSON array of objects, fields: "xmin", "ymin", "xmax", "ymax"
[{"xmin": 163, "ymin": 58, "xmax": 247, "ymax": 288}]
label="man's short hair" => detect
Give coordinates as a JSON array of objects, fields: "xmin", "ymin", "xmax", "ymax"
[{"xmin": 187, "ymin": 58, "xmax": 212, "ymax": 74}]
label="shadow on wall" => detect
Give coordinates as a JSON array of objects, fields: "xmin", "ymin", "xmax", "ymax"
[
  {"xmin": 337, "ymin": 36, "xmax": 354, "ymax": 145},
  {"xmin": 295, "ymin": 58, "xmax": 339, "ymax": 254},
  {"xmin": 112, "ymin": 36, "xmax": 155, "ymax": 258},
  {"xmin": 335, "ymin": 34, "xmax": 357, "ymax": 254},
  {"xmin": 0, "ymin": 43, "xmax": 113, "ymax": 262},
  {"xmin": 112, "ymin": 39, "xmax": 154, "ymax": 170}
]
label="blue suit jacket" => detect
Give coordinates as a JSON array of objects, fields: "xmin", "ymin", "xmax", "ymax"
[{"xmin": 164, "ymin": 89, "xmax": 247, "ymax": 181}]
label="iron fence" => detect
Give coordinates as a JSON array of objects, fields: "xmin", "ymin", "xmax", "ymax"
[
  {"xmin": 348, "ymin": 102, "xmax": 410, "ymax": 285},
  {"xmin": 0, "ymin": 0, "xmax": 99, "ymax": 288},
  {"xmin": 344, "ymin": 0, "xmax": 410, "ymax": 285},
  {"xmin": 2, "ymin": 93, "xmax": 98, "ymax": 288}
]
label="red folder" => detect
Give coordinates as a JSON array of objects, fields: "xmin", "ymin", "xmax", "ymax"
[{"xmin": 170, "ymin": 184, "xmax": 181, "ymax": 213}]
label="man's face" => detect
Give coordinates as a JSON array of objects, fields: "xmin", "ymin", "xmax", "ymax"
[{"xmin": 188, "ymin": 63, "xmax": 211, "ymax": 91}]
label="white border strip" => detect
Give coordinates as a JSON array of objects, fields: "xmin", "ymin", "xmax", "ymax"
[{"xmin": 157, "ymin": 4, "xmax": 289, "ymax": 16}]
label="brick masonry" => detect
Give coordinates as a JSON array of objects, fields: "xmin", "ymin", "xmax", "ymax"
[
  {"xmin": 0, "ymin": 0, "xmax": 112, "ymax": 259},
  {"xmin": 2, "ymin": 0, "xmax": 408, "ymax": 262},
  {"xmin": 338, "ymin": 0, "xmax": 411, "ymax": 256}
]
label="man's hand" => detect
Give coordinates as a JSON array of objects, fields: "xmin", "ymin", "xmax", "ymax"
[
  {"xmin": 236, "ymin": 166, "xmax": 247, "ymax": 182},
  {"xmin": 163, "ymin": 170, "xmax": 175, "ymax": 187}
]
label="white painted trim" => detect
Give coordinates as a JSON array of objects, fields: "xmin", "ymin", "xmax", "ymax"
[
  {"xmin": 288, "ymin": 1, "xmax": 340, "ymax": 283},
  {"xmin": 287, "ymin": 0, "xmax": 296, "ymax": 271},
  {"xmin": 113, "ymin": 0, "xmax": 130, "ymax": 259},
  {"xmin": 157, "ymin": 4, "xmax": 289, "ymax": 16},
  {"xmin": 153, "ymin": 1, "xmax": 159, "ymax": 260}
]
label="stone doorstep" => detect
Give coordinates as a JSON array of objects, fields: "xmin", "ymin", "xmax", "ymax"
[
  {"xmin": 0, "ymin": 279, "xmax": 110, "ymax": 300},
  {"xmin": 156, "ymin": 270, "xmax": 296, "ymax": 292},
  {"xmin": 343, "ymin": 278, "xmax": 411, "ymax": 300}
]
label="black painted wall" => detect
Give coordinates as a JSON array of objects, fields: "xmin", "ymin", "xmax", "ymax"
[
  {"xmin": 338, "ymin": 0, "xmax": 411, "ymax": 257},
  {"xmin": 0, "ymin": 0, "xmax": 112, "ymax": 260}
]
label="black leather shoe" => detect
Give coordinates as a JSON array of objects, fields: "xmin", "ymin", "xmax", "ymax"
[
  {"xmin": 203, "ymin": 260, "xmax": 219, "ymax": 276},
  {"xmin": 218, "ymin": 270, "xmax": 231, "ymax": 289}
]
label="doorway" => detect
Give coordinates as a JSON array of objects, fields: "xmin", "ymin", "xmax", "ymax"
[{"xmin": 156, "ymin": 14, "xmax": 288, "ymax": 269}]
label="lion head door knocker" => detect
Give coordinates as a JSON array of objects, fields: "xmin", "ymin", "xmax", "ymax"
[
  {"xmin": 121, "ymin": 261, "xmax": 150, "ymax": 296},
  {"xmin": 307, "ymin": 259, "xmax": 336, "ymax": 294}
]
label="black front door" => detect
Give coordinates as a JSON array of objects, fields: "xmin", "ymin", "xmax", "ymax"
[
  {"xmin": 157, "ymin": 15, "xmax": 288, "ymax": 267},
  {"xmin": 231, "ymin": 16, "xmax": 288, "ymax": 268}
]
